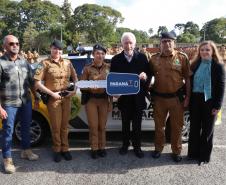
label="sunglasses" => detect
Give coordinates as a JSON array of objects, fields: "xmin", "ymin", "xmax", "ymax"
[{"xmin": 9, "ymin": 42, "xmax": 19, "ymax": 46}]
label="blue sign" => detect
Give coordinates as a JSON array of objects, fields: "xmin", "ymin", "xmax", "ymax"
[{"xmin": 106, "ymin": 73, "xmax": 140, "ymax": 95}]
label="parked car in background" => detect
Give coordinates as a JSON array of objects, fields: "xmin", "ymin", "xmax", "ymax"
[{"xmin": 0, "ymin": 51, "xmax": 201, "ymax": 145}]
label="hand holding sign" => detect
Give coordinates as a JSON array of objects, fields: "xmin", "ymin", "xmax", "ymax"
[
  {"xmin": 139, "ymin": 72, "xmax": 147, "ymax": 81},
  {"xmin": 75, "ymin": 73, "xmax": 140, "ymax": 96}
]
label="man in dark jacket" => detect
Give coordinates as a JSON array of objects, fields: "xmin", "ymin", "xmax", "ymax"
[{"xmin": 110, "ymin": 32, "xmax": 151, "ymax": 158}]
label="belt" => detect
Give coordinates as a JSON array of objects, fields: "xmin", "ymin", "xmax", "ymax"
[
  {"xmin": 89, "ymin": 93, "xmax": 108, "ymax": 99},
  {"xmin": 152, "ymin": 91, "xmax": 178, "ymax": 98},
  {"xmin": 152, "ymin": 87, "xmax": 185, "ymax": 99}
]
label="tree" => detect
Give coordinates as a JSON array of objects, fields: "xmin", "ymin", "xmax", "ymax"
[
  {"xmin": 184, "ymin": 21, "xmax": 199, "ymax": 37},
  {"xmin": 115, "ymin": 27, "xmax": 149, "ymax": 45},
  {"xmin": 0, "ymin": 0, "xmax": 21, "ymax": 38},
  {"xmin": 174, "ymin": 23, "xmax": 185, "ymax": 31},
  {"xmin": 17, "ymin": 0, "xmax": 63, "ymax": 32},
  {"xmin": 201, "ymin": 17, "xmax": 226, "ymax": 43},
  {"xmin": 61, "ymin": 0, "xmax": 72, "ymax": 22},
  {"xmin": 0, "ymin": 0, "xmax": 64, "ymax": 51},
  {"xmin": 0, "ymin": 0, "xmax": 63, "ymax": 42},
  {"xmin": 22, "ymin": 22, "xmax": 39, "ymax": 51},
  {"xmin": 157, "ymin": 26, "xmax": 168, "ymax": 37},
  {"xmin": 174, "ymin": 21, "xmax": 200, "ymax": 43},
  {"xmin": 174, "ymin": 23, "xmax": 185, "ymax": 35},
  {"xmin": 69, "ymin": 4, "xmax": 124, "ymax": 44},
  {"xmin": 148, "ymin": 28, "xmax": 153, "ymax": 36},
  {"xmin": 177, "ymin": 32, "xmax": 197, "ymax": 43}
]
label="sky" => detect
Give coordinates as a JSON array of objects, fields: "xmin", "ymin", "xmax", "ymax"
[{"xmin": 28, "ymin": 0, "xmax": 226, "ymax": 34}]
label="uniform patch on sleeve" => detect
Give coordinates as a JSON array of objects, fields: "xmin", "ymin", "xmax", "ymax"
[
  {"xmin": 35, "ymin": 63, "xmax": 44, "ymax": 75},
  {"xmin": 174, "ymin": 59, "xmax": 181, "ymax": 66}
]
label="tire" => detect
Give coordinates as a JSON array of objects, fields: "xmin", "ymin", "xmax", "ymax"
[
  {"xmin": 165, "ymin": 118, "xmax": 171, "ymax": 143},
  {"xmin": 165, "ymin": 111, "xmax": 190, "ymax": 143},
  {"xmin": 14, "ymin": 113, "xmax": 49, "ymax": 146},
  {"xmin": 181, "ymin": 111, "xmax": 190, "ymax": 143}
]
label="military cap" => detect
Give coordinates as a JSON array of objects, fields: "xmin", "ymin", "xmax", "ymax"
[
  {"xmin": 50, "ymin": 39, "xmax": 64, "ymax": 50},
  {"xmin": 93, "ymin": 44, "xmax": 106, "ymax": 53},
  {"xmin": 161, "ymin": 31, "xmax": 176, "ymax": 40}
]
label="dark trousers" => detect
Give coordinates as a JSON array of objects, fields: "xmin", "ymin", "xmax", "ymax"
[
  {"xmin": 188, "ymin": 93, "xmax": 216, "ymax": 162},
  {"xmin": 120, "ymin": 108, "xmax": 142, "ymax": 149}
]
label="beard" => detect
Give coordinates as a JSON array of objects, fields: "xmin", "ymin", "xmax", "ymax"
[{"xmin": 10, "ymin": 48, "xmax": 19, "ymax": 54}]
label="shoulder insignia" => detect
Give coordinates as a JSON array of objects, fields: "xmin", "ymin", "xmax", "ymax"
[
  {"xmin": 151, "ymin": 52, "xmax": 160, "ymax": 57},
  {"xmin": 35, "ymin": 62, "xmax": 44, "ymax": 75},
  {"xmin": 178, "ymin": 51, "xmax": 188, "ymax": 58}
]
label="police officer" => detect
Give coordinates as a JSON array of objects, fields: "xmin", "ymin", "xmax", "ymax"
[
  {"xmin": 80, "ymin": 44, "xmax": 111, "ymax": 159},
  {"xmin": 26, "ymin": 50, "xmax": 34, "ymax": 64},
  {"xmin": 219, "ymin": 45, "xmax": 226, "ymax": 65},
  {"xmin": 140, "ymin": 44, "xmax": 152, "ymax": 61},
  {"xmin": 34, "ymin": 40, "xmax": 78, "ymax": 162},
  {"xmin": 149, "ymin": 32, "xmax": 191, "ymax": 162},
  {"xmin": 33, "ymin": 50, "xmax": 39, "ymax": 63}
]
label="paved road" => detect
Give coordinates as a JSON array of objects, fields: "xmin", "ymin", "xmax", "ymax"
[{"xmin": 0, "ymin": 99, "xmax": 226, "ymax": 185}]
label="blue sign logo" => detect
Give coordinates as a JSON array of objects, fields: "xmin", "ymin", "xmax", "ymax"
[{"xmin": 106, "ymin": 73, "xmax": 140, "ymax": 95}]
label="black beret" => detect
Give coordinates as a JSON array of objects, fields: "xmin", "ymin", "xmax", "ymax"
[
  {"xmin": 161, "ymin": 32, "xmax": 176, "ymax": 40},
  {"xmin": 93, "ymin": 44, "xmax": 106, "ymax": 53},
  {"xmin": 50, "ymin": 39, "xmax": 64, "ymax": 50}
]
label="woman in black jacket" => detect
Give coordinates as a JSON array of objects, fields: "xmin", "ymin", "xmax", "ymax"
[{"xmin": 188, "ymin": 40, "xmax": 225, "ymax": 165}]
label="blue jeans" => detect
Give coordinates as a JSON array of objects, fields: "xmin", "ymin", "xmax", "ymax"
[{"xmin": 1, "ymin": 101, "xmax": 32, "ymax": 158}]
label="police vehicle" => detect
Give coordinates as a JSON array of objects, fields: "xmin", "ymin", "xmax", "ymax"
[{"xmin": 11, "ymin": 49, "xmax": 191, "ymax": 146}]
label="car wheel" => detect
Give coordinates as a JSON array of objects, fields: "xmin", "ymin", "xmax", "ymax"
[
  {"xmin": 165, "ymin": 111, "xmax": 190, "ymax": 143},
  {"xmin": 165, "ymin": 118, "xmax": 171, "ymax": 143},
  {"xmin": 182, "ymin": 111, "xmax": 190, "ymax": 143},
  {"xmin": 14, "ymin": 113, "xmax": 48, "ymax": 146}
]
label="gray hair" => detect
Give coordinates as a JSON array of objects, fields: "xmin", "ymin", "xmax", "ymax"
[
  {"xmin": 3, "ymin": 35, "xmax": 18, "ymax": 45},
  {"xmin": 3, "ymin": 36, "xmax": 8, "ymax": 45},
  {"xmin": 121, "ymin": 32, "xmax": 136, "ymax": 44}
]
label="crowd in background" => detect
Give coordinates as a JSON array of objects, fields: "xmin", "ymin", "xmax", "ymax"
[
  {"xmin": 0, "ymin": 49, "xmax": 40, "ymax": 64},
  {"xmin": 0, "ymin": 43, "xmax": 225, "ymax": 67}
]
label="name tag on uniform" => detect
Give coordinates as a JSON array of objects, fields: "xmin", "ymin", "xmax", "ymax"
[{"xmin": 75, "ymin": 73, "xmax": 140, "ymax": 95}]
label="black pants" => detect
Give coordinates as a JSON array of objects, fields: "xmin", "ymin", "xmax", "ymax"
[
  {"xmin": 188, "ymin": 93, "xmax": 217, "ymax": 162},
  {"xmin": 120, "ymin": 108, "xmax": 143, "ymax": 149}
]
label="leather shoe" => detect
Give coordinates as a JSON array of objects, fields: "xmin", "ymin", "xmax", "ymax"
[
  {"xmin": 134, "ymin": 148, "xmax": 144, "ymax": 158},
  {"xmin": 172, "ymin": 153, "xmax": 182, "ymax": 162},
  {"xmin": 187, "ymin": 155, "xmax": 198, "ymax": 161},
  {"xmin": 98, "ymin": 149, "xmax": 107, "ymax": 157},
  {"xmin": 61, "ymin": 151, "xmax": 72, "ymax": 161},
  {"xmin": 53, "ymin": 152, "xmax": 62, "ymax": 163},
  {"xmin": 91, "ymin": 150, "xmax": 98, "ymax": 159},
  {"xmin": 152, "ymin": 151, "xmax": 161, "ymax": 158},
  {"xmin": 119, "ymin": 146, "xmax": 128, "ymax": 155},
  {"xmin": 198, "ymin": 160, "xmax": 209, "ymax": 166}
]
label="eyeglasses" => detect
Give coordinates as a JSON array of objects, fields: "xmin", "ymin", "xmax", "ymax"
[{"xmin": 8, "ymin": 42, "xmax": 19, "ymax": 46}]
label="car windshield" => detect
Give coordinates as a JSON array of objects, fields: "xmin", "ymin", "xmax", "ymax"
[{"xmin": 70, "ymin": 58, "xmax": 92, "ymax": 76}]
